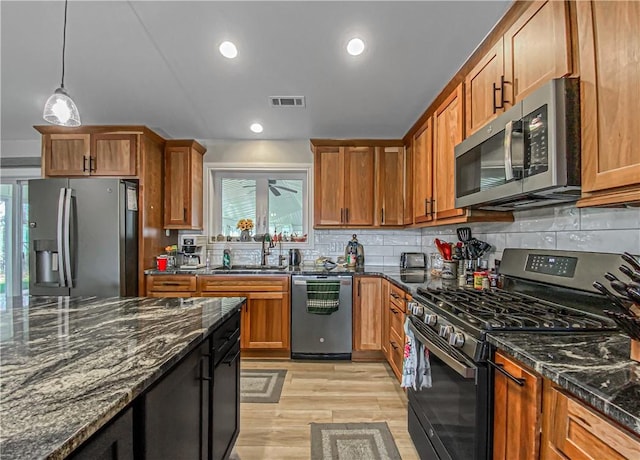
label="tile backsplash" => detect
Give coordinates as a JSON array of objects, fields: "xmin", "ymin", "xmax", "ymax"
[{"xmin": 204, "ymin": 205, "xmax": 639, "ymax": 267}]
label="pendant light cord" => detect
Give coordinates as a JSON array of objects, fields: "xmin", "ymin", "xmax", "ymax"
[{"xmin": 61, "ymin": 0, "xmax": 68, "ymax": 89}]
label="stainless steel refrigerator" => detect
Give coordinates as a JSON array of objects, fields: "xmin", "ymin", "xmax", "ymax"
[{"xmin": 28, "ymin": 178, "xmax": 138, "ymax": 297}]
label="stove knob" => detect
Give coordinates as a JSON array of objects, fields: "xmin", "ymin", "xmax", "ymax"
[
  {"xmin": 448, "ymin": 332, "xmax": 465, "ymax": 348},
  {"xmin": 424, "ymin": 314, "xmax": 437, "ymax": 326},
  {"xmin": 412, "ymin": 304, "xmax": 424, "ymax": 316},
  {"xmin": 439, "ymin": 325, "xmax": 454, "ymax": 339}
]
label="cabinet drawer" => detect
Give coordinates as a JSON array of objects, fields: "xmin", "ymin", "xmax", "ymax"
[
  {"xmin": 389, "ymin": 304, "xmax": 405, "ymax": 339},
  {"xmin": 146, "ymin": 275, "xmax": 196, "ymax": 292},
  {"xmin": 389, "ymin": 329, "xmax": 404, "ymax": 380},
  {"xmin": 388, "ymin": 283, "xmax": 406, "ymax": 312},
  {"xmin": 198, "ymin": 275, "xmax": 289, "ymax": 293}
]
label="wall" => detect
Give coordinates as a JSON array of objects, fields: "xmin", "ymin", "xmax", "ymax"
[
  {"xmin": 201, "ymin": 139, "xmax": 312, "ymax": 164},
  {"xmin": 420, "ymin": 205, "xmax": 640, "ymax": 267}
]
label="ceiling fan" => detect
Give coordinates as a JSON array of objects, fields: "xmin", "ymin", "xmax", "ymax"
[{"xmin": 243, "ymin": 180, "xmax": 298, "ymax": 196}]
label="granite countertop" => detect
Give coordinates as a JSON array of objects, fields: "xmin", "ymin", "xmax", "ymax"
[
  {"xmin": 0, "ymin": 295, "xmax": 245, "ymax": 459},
  {"xmin": 487, "ymin": 332, "xmax": 640, "ymax": 437}
]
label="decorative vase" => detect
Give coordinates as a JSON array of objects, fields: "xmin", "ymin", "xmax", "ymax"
[{"xmin": 240, "ymin": 230, "xmax": 251, "ymax": 242}]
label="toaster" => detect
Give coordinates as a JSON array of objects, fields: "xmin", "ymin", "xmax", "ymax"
[{"xmin": 400, "ymin": 252, "xmax": 427, "ymax": 269}]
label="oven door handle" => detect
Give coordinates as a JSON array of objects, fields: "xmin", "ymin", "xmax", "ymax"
[
  {"xmin": 409, "ymin": 322, "xmax": 476, "ymax": 379},
  {"xmin": 487, "ymin": 359, "xmax": 525, "ymax": 387}
]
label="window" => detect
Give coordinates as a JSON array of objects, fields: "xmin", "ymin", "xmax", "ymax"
[{"xmin": 210, "ymin": 169, "xmax": 309, "ymax": 241}]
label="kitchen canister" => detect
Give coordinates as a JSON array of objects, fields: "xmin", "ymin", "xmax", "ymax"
[{"xmin": 442, "ymin": 261, "xmax": 457, "ymax": 279}]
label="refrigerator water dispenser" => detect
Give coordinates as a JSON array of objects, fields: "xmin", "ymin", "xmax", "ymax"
[{"xmin": 34, "ymin": 239, "xmax": 59, "ymax": 286}]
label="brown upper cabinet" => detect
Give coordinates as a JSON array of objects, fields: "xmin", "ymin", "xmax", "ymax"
[
  {"xmin": 40, "ymin": 130, "xmax": 138, "ymax": 177},
  {"xmin": 311, "ymin": 141, "xmax": 377, "ymax": 227},
  {"xmin": 576, "ymin": 0, "xmax": 640, "ymax": 207},
  {"xmin": 465, "ymin": 0, "xmax": 572, "ymax": 137},
  {"xmin": 433, "ymin": 83, "xmax": 465, "ymax": 221},
  {"xmin": 403, "ymin": 140, "xmax": 414, "ymax": 225},
  {"xmin": 412, "ymin": 118, "xmax": 434, "ymax": 224},
  {"xmin": 164, "ymin": 140, "xmax": 206, "ymax": 230},
  {"xmin": 375, "ymin": 146, "xmax": 405, "ymax": 226}
]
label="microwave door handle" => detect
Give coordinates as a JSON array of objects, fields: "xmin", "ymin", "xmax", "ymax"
[
  {"xmin": 57, "ymin": 188, "xmax": 67, "ymax": 287},
  {"xmin": 504, "ymin": 120, "xmax": 514, "ymax": 182}
]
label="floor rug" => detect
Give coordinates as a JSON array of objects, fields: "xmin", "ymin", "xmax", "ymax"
[
  {"xmin": 310, "ymin": 422, "xmax": 402, "ymax": 460},
  {"xmin": 240, "ymin": 369, "xmax": 287, "ymax": 403}
]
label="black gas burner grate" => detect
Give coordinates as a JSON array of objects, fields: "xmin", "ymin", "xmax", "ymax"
[{"xmin": 416, "ymin": 287, "xmax": 614, "ymax": 331}]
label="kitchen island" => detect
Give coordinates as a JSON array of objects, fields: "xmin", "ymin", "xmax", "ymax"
[{"xmin": 0, "ymin": 295, "xmax": 245, "ymax": 459}]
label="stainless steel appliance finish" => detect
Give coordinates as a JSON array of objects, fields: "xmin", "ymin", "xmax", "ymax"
[
  {"xmin": 401, "ymin": 252, "xmax": 427, "ymax": 269},
  {"xmin": 454, "ymin": 77, "xmax": 581, "ymax": 211},
  {"xmin": 179, "ymin": 234, "xmax": 207, "ymax": 268},
  {"xmin": 288, "ymin": 249, "xmax": 302, "ymax": 267},
  {"xmin": 291, "ymin": 275, "xmax": 353, "ymax": 359},
  {"xmin": 28, "ymin": 178, "xmax": 138, "ymax": 297},
  {"xmin": 406, "ymin": 248, "xmax": 623, "ymax": 460}
]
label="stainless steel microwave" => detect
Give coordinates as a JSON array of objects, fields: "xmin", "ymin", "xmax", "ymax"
[{"xmin": 454, "ymin": 78, "xmax": 581, "ymax": 211}]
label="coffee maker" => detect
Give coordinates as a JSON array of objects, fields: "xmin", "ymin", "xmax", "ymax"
[{"xmin": 179, "ymin": 235, "xmax": 207, "ymax": 269}]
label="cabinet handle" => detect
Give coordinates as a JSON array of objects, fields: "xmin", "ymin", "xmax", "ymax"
[
  {"xmin": 381, "ymin": 208, "xmax": 384, "ymax": 224},
  {"xmin": 487, "ymin": 359, "xmax": 525, "ymax": 386},
  {"xmin": 183, "ymin": 208, "xmax": 187, "ymax": 221},
  {"xmin": 391, "ymin": 308, "xmax": 399, "ymax": 315},
  {"xmin": 341, "ymin": 208, "xmax": 344, "ymax": 223},
  {"xmin": 222, "ymin": 348, "xmax": 240, "ymax": 366},
  {"xmin": 390, "ymin": 341, "xmax": 399, "ymax": 350},
  {"xmin": 200, "ymin": 356, "xmax": 212, "ymax": 382},
  {"xmin": 430, "ymin": 199, "xmax": 435, "ymax": 218},
  {"xmin": 89, "ymin": 157, "xmax": 96, "ymax": 172},
  {"xmin": 83, "ymin": 156, "xmax": 88, "ymax": 172},
  {"xmin": 493, "ymin": 75, "xmax": 506, "ymax": 114},
  {"xmin": 346, "ymin": 208, "xmax": 349, "ymax": 223},
  {"xmin": 358, "ymin": 280, "xmax": 361, "ymax": 297},
  {"xmin": 161, "ymin": 282, "xmax": 182, "ymax": 286},
  {"xmin": 390, "ymin": 292, "xmax": 400, "ymax": 300}
]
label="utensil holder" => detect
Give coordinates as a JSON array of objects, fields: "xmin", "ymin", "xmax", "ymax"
[{"xmin": 631, "ymin": 339, "xmax": 640, "ymax": 363}]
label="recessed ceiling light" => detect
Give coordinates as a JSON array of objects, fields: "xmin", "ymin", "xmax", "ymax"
[
  {"xmin": 346, "ymin": 38, "xmax": 365, "ymax": 56},
  {"xmin": 250, "ymin": 123, "xmax": 263, "ymax": 134},
  {"xmin": 219, "ymin": 41, "xmax": 238, "ymax": 59}
]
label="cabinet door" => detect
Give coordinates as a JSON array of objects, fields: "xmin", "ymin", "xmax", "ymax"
[
  {"xmin": 433, "ymin": 84, "xmax": 465, "ymax": 221},
  {"xmin": 503, "ymin": 0, "xmax": 571, "ymax": 104},
  {"xmin": 344, "ymin": 146, "xmax": 375, "ymax": 226},
  {"xmin": 412, "ymin": 118, "xmax": 434, "ymax": 223},
  {"xmin": 44, "ymin": 133, "xmax": 91, "ymax": 176},
  {"xmin": 376, "ymin": 146, "xmax": 404, "ymax": 226},
  {"xmin": 243, "ymin": 291, "xmax": 290, "ymax": 350},
  {"xmin": 493, "ymin": 351, "xmax": 542, "ymax": 460},
  {"xmin": 403, "ymin": 140, "xmax": 414, "ymax": 225},
  {"xmin": 381, "ymin": 281, "xmax": 390, "ymax": 358},
  {"xmin": 164, "ymin": 146, "xmax": 191, "ymax": 228},
  {"xmin": 212, "ymin": 340, "xmax": 240, "ymax": 460},
  {"xmin": 465, "ymin": 40, "xmax": 506, "ymax": 136},
  {"xmin": 314, "ymin": 146, "xmax": 345, "ymax": 226},
  {"xmin": 577, "ymin": 1, "xmax": 640, "ymax": 198},
  {"xmin": 69, "ymin": 408, "xmax": 133, "ymax": 460},
  {"xmin": 542, "ymin": 384, "xmax": 640, "ymax": 460},
  {"xmin": 353, "ymin": 276, "xmax": 382, "ymax": 351},
  {"xmin": 144, "ymin": 341, "xmax": 209, "ymax": 460},
  {"xmin": 91, "ymin": 133, "xmax": 137, "ymax": 176}
]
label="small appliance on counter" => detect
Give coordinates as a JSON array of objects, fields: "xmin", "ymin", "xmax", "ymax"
[
  {"xmin": 179, "ymin": 235, "xmax": 207, "ymax": 269},
  {"xmin": 400, "ymin": 252, "xmax": 427, "ymax": 269},
  {"xmin": 288, "ymin": 249, "xmax": 302, "ymax": 267}
]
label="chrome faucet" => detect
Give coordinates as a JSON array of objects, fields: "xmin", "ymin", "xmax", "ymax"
[{"xmin": 261, "ymin": 234, "xmax": 272, "ymax": 266}]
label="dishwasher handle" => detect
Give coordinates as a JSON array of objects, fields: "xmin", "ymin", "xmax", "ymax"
[{"xmin": 293, "ymin": 277, "xmax": 352, "ymax": 286}]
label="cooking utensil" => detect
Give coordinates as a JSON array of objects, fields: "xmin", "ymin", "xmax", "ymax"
[
  {"xmin": 592, "ymin": 281, "xmax": 631, "ymax": 314},
  {"xmin": 610, "ymin": 280, "xmax": 630, "ymax": 297},
  {"xmin": 619, "ymin": 265, "xmax": 640, "ymax": 283},
  {"xmin": 626, "ymin": 285, "xmax": 640, "ymax": 305},
  {"xmin": 434, "ymin": 238, "xmax": 452, "ymax": 260},
  {"xmin": 604, "ymin": 310, "xmax": 640, "ymax": 340},
  {"xmin": 622, "ymin": 252, "xmax": 640, "ymax": 272},
  {"xmin": 456, "ymin": 227, "xmax": 472, "ymax": 242},
  {"xmin": 604, "ymin": 272, "xmax": 619, "ymax": 282}
]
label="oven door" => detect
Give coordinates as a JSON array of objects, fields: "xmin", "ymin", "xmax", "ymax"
[{"xmin": 407, "ymin": 321, "xmax": 489, "ymax": 460}]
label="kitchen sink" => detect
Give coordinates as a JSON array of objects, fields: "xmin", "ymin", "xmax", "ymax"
[{"xmin": 211, "ymin": 264, "xmax": 288, "ymax": 272}]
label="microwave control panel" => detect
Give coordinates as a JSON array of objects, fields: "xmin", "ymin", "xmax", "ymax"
[
  {"xmin": 524, "ymin": 104, "xmax": 549, "ymax": 176},
  {"xmin": 525, "ymin": 254, "xmax": 578, "ymax": 278}
]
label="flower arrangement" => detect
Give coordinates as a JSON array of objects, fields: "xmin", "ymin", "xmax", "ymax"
[{"xmin": 236, "ymin": 218, "xmax": 254, "ymax": 232}]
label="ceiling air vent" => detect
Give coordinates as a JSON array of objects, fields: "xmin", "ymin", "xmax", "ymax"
[{"xmin": 269, "ymin": 96, "xmax": 305, "ymax": 108}]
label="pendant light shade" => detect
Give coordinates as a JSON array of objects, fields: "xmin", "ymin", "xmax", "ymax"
[
  {"xmin": 43, "ymin": 0, "xmax": 81, "ymax": 127},
  {"xmin": 43, "ymin": 87, "xmax": 80, "ymax": 126}
]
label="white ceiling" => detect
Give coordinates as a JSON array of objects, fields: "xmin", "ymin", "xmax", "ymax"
[{"xmin": 1, "ymin": 0, "xmax": 511, "ymax": 142}]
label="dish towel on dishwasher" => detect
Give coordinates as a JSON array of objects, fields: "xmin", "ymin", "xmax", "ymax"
[
  {"xmin": 401, "ymin": 317, "xmax": 432, "ymax": 389},
  {"xmin": 306, "ymin": 280, "xmax": 340, "ymax": 315}
]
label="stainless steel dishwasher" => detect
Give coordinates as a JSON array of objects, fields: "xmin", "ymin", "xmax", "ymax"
[{"xmin": 291, "ymin": 274, "xmax": 352, "ymax": 359}]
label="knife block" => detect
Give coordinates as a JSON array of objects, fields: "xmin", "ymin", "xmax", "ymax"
[{"xmin": 631, "ymin": 339, "xmax": 640, "ymax": 363}]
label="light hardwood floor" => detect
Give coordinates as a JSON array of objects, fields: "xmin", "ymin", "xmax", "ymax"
[{"xmin": 235, "ymin": 360, "xmax": 420, "ymax": 460}]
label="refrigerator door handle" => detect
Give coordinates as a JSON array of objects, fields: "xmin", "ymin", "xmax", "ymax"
[
  {"xmin": 63, "ymin": 188, "xmax": 74, "ymax": 288},
  {"xmin": 57, "ymin": 188, "xmax": 67, "ymax": 287}
]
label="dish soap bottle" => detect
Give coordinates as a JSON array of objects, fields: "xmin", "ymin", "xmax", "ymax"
[{"xmin": 223, "ymin": 244, "xmax": 232, "ymax": 269}]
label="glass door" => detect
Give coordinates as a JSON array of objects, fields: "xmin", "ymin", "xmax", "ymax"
[{"xmin": 0, "ymin": 181, "xmax": 30, "ymax": 308}]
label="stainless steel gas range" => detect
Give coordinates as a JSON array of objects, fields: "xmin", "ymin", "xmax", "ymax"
[{"xmin": 405, "ymin": 248, "xmax": 626, "ymax": 460}]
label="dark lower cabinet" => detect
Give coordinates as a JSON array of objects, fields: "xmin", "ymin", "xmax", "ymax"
[
  {"xmin": 212, "ymin": 340, "xmax": 240, "ymax": 460},
  {"xmin": 143, "ymin": 340, "xmax": 210, "ymax": 460},
  {"xmin": 69, "ymin": 407, "xmax": 134, "ymax": 460}
]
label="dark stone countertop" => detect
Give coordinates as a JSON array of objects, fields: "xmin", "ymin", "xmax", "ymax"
[
  {"xmin": 487, "ymin": 332, "xmax": 640, "ymax": 437},
  {"xmin": 0, "ymin": 295, "xmax": 245, "ymax": 459}
]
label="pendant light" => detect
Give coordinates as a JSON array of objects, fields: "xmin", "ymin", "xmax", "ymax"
[{"xmin": 43, "ymin": 0, "xmax": 81, "ymax": 127}]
